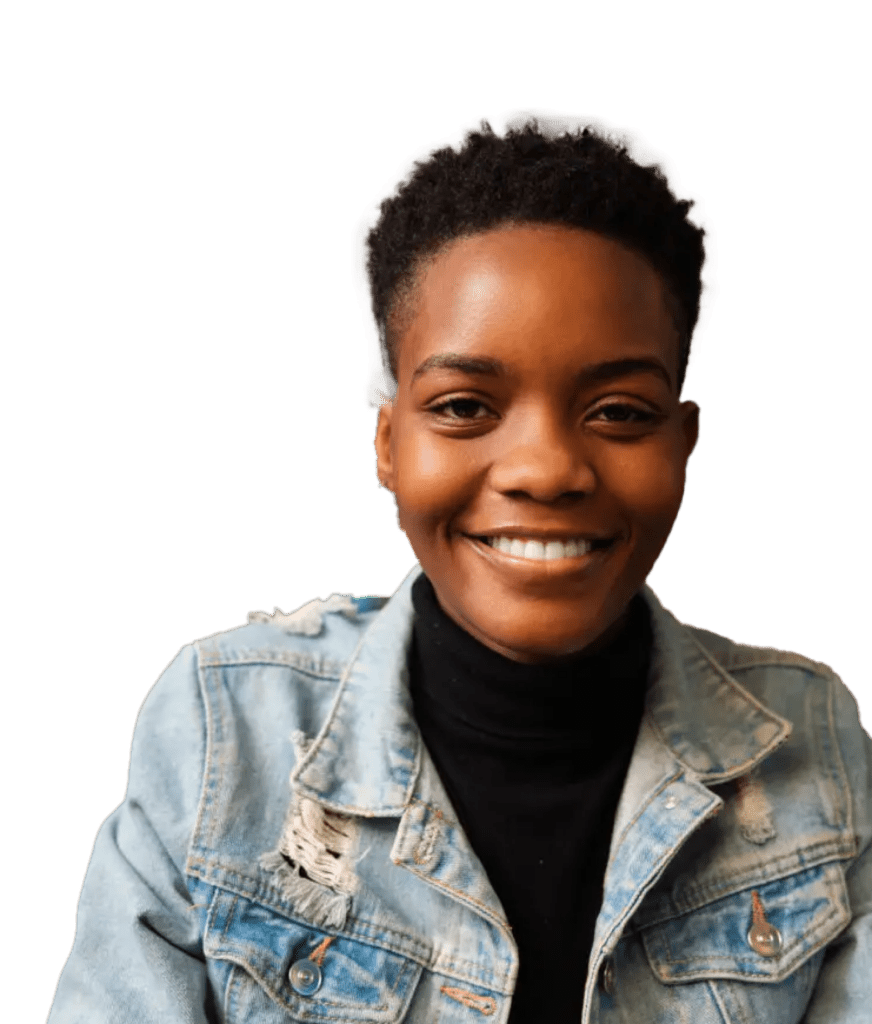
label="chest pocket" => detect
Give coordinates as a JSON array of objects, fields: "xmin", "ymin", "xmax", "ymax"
[
  {"xmin": 204, "ymin": 888, "xmax": 423, "ymax": 1022},
  {"xmin": 640, "ymin": 859, "xmax": 850, "ymax": 986}
]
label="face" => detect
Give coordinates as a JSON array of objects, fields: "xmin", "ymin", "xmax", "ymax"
[{"xmin": 375, "ymin": 224, "xmax": 699, "ymax": 663}]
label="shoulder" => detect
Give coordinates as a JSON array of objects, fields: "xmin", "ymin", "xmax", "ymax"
[
  {"xmin": 683, "ymin": 622, "xmax": 838, "ymax": 680},
  {"xmin": 191, "ymin": 591, "xmax": 390, "ymax": 673},
  {"xmin": 683, "ymin": 620, "xmax": 864, "ymax": 735}
]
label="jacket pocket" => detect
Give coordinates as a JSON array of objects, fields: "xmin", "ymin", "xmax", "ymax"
[
  {"xmin": 204, "ymin": 888, "xmax": 423, "ymax": 1022},
  {"xmin": 640, "ymin": 859, "xmax": 850, "ymax": 985}
]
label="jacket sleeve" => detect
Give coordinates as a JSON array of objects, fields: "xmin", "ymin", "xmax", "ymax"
[
  {"xmin": 48, "ymin": 644, "xmax": 213, "ymax": 1023},
  {"xmin": 801, "ymin": 675, "xmax": 872, "ymax": 1022}
]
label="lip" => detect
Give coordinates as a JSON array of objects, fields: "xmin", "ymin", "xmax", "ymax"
[{"xmin": 461, "ymin": 532, "xmax": 616, "ymax": 579}]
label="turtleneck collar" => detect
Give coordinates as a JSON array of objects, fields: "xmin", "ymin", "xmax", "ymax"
[{"xmin": 409, "ymin": 572, "xmax": 652, "ymax": 752}]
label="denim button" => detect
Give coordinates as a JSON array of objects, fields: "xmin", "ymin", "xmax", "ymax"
[
  {"xmin": 747, "ymin": 921, "xmax": 782, "ymax": 957},
  {"xmin": 289, "ymin": 958, "xmax": 322, "ymax": 995},
  {"xmin": 599, "ymin": 957, "xmax": 616, "ymax": 995}
]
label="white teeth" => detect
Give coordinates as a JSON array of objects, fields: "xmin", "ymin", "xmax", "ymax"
[{"xmin": 484, "ymin": 536, "xmax": 595, "ymax": 560}]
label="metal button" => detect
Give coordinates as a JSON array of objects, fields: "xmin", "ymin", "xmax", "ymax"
[
  {"xmin": 289, "ymin": 958, "xmax": 322, "ymax": 996},
  {"xmin": 600, "ymin": 957, "xmax": 616, "ymax": 996},
  {"xmin": 664, "ymin": 795, "xmax": 677, "ymax": 810},
  {"xmin": 747, "ymin": 921, "xmax": 783, "ymax": 957}
]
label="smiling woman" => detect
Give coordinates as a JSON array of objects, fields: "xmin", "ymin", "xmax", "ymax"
[{"xmin": 48, "ymin": 120, "xmax": 872, "ymax": 1024}]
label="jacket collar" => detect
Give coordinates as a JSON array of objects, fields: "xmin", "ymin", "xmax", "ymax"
[{"xmin": 292, "ymin": 565, "xmax": 792, "ymax": 815}]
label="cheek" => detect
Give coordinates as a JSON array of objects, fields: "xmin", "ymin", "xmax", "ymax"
[
  {"xmin": 393, "ymin": 432, "xmax": 476, "ymax": 524},
  {"xmin": 602, "ymin": 444, "xmax": 687, "ymax": 529}
]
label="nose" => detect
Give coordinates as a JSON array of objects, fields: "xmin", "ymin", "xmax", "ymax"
[{"xmin": 487, "ymin": 411, "xmax": 597, "ymax": 499}]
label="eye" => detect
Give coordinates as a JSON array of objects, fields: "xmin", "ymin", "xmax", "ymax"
[
  {"xmin": 429, "ymin": 397, "xmax": 492, "ymax": 421},
  {"xmin": 591, "ymin": 402, "xmax": 658, "ymax": 425}
]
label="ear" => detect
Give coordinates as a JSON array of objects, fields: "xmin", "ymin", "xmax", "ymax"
[
  {"xmin": 375, "ymin": 402, "xmax": 396, "ymax": 492},
  {"xmin": 680, "ymin": 401, "xmax": 700, "ymax": 460}
]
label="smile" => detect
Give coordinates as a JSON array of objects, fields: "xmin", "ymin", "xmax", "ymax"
[
  {"xmin": 463, "ymin": 533, "xmax": 615, "ymax": 570},
  {"xmin": 480, "ymin": 535, "xmax": 609, "ymax": 560}
]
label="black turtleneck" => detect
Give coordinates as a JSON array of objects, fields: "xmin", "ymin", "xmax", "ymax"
[{"xmin": 409, "ymin": 573, "xmax": 652, "ymax": 1024}]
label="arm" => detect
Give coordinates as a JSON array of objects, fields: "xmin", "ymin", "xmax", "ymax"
[
  {"xmin": 48, "ymin": 644, "xmax": 213, "ymax": 1023},
  {"xmin": 801, "ymin": 676, "xmax": 872, "ymax": 1021}
]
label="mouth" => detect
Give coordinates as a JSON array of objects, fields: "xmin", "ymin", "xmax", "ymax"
[
  {"xmin": 460, "ymin": 533, "xmax": 617, "ymax": 580},
  {"xmin": 467, "ymin": 534, "xmax": 615, "ymax": 562}
]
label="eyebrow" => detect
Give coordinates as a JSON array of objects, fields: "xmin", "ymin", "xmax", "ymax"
[{"xmin": 411, "ymin": 352, "xmax": 673, "ymax": 389}]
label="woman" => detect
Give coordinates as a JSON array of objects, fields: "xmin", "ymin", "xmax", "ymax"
[{"xmin": 48, "ymin": 120, "xmax": 871, "ymax": 1023}]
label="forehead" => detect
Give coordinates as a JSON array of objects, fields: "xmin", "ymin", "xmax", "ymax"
[{"xmin": 398, "ymin": 224, "xmax": 679, "ymax": 383}]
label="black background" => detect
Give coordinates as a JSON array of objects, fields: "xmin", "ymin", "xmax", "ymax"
[{"xmin": 44, "ymin": 99, "xmax": 863, "ymax": 1011}]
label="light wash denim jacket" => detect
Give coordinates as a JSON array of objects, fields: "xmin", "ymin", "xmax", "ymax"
[{"xmin": 49, "ymin": 565, "xmax": 872, "ymax": 1023}]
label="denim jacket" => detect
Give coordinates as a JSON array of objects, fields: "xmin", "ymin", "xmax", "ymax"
[{"xmin": 49, "ymin": 565, "xmax": 872, "ymax": 1023}]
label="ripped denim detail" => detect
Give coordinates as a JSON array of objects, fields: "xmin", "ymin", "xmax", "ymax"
[
  {"xmin": 260, "ymin": 790, "xmax": 359, "ymax": 930},
  {"xmin": 735, "ymin": 769, "xmax": 777, "ymax": 844},
  {"xmin": 248, "ymin": 594, "xmax": 359, "ymax": 636}
]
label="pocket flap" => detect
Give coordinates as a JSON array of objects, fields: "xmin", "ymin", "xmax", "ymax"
[
  {"xmin": 205, "ymin": 889, "xmax": 422, "ymax": 1021},
  {"xmin": 642, "ymin": 860, "xmax": 850, "ymax": 984}
]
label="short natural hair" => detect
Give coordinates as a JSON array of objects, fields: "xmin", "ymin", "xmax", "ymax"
[{"xmin": 365, "ymin": 119, "xmax": 705, "ymax": 394}]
